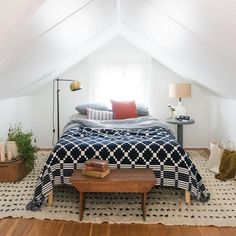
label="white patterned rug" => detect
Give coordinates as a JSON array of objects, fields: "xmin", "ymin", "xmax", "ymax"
[{"xmin": 0, "ymin": 151, "xmax": 235, "ymax": 226}]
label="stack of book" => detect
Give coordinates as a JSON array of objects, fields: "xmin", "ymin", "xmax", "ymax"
[{"xmin": 82, "ymin": 159, "xmax": 110, "ymax": 178}]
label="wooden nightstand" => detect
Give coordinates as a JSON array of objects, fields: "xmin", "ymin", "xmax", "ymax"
[{"xmin": 166, "ymin": 118, "xmax": 195, "ymax": 147}]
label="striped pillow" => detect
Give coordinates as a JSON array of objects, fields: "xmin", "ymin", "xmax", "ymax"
[{"xmin": 87, "ymin": 108, "xmax": 113, "ymax": 120}]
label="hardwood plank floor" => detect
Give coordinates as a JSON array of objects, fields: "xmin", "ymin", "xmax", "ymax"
[{"xmin": 0, "ymin": 218, "xmax": 235, "ymax": 236}]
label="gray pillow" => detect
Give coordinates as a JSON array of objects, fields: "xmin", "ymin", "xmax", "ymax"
[
  {"xmin": 136, "ymin": 103, "xmax": 149, "ymax": 116},
  {"xmin": 75, "ymin": 102, "xmax": 149, "ymax": 116},
  {"xmin": 69, "ymin": 113, "xmax": 88, "ymax": 120},
  {"xmin": 75, "ymin": 102, "xmax": 110, "ymax": 114}
]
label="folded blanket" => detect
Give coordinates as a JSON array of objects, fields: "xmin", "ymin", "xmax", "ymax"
[
  {"xmin": 64, "ymin": 116, "xmax": 171, "ymax": 133},
  {"xmin": 215, "ymin": 149, "xmax": 236, "ymax": 181}
]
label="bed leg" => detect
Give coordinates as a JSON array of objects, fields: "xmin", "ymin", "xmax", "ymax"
[
  {"xmin": 48, "ymin": 191, "xmax": 53, "ymax": 205},
  {"xmin": 185, "ymin": 191, "xmax": 190, "ymax": 204}
]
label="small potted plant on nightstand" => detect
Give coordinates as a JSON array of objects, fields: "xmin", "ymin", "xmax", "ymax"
[
  {"xmin": 0, "ymin": 124, "xmax": 38, "ymax": 182},
  {"xmin": 168, "ymin": 104, "xmax": 175, "ymax": 119}
]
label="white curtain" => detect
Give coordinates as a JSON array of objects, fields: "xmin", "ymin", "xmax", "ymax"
[{"xmin": 87, "ymin": 59, "xmax": 152, "ymax": 105}]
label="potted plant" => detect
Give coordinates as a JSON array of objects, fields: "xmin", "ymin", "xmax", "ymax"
[
  {"xmin": 168, "ymin": 104, "xmax": 175, "ymax": 119},
  {"xmin": 8, "ymin": 123, "xmax": 38, "ymax": 169},
  {"xmin": 0, "ymin": 124, "xmax": 38, "ymax": 182}
]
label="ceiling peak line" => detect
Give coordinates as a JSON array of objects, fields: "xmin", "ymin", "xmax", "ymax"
[
  {"xmin": 143, "ymin": 0, "xmax": 236, "ymax": 66},
  {"xmin": 117, "ymin": 0, "xmax": 121, "ymax": 20},
  {"xmin": 115, "ymin": 0, "xmax": 122, "ymax": 31}
]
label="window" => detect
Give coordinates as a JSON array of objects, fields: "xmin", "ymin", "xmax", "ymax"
[{"xmin": 87, "ymin": 59, "xmax": 152, "ymax": 104}]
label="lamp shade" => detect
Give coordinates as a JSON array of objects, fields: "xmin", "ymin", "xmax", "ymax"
[
  {"xmin": 169, "ymin": 83, "xmax": 191, "ymax": 98},
  {"xmin": 70, "ymin": 80, "xmax": 82, "ymax": 91}
]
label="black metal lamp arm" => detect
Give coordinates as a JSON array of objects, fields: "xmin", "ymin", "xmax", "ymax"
[
  {"xmin": 55, "ymin": 78, "xmax": 75, "ymax": 82},
  {"xmin": 53, "ymin": 78, "xmax": 81, "ymax": 144}
]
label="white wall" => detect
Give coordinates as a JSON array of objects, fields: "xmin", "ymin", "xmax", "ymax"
[
  {"xmin": 0, "ymin": 38, "xmax": 234, "ymax": 150},
  {"xmin": 208, "ymin": 96, "xmax": 236, "ymax": 148},
  {"xmin": 0, "ymin": 96, "xmax": 32, "ymax": 141},
  {"xmin": 31, "ymin": 62, "xmax": 88, "ymax": 148},
  {"xmin": 149, "ymin": 60, "xmax": 210, "ymax": 148},
  {"xmin": 31, "ymin": 37, "xmax": 211, "ymax": 148}
]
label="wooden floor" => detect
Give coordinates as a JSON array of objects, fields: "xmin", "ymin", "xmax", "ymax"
[
  {"xmin": 0, "ymin": 218, "xmax": 235, "ymax": 236},
  {"xmin": 1, "ymin": 149, "xmax": 235, "ymax": 236}
]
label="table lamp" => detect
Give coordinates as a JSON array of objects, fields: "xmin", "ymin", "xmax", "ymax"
[{"xmin": 169, "ymin": 83, "xmax": 191, "ymax": 118}]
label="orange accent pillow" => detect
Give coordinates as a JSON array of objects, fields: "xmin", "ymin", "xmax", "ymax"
[{"xmin": 111, "ymin": 100, "xmax": 138, "ymax": 119}]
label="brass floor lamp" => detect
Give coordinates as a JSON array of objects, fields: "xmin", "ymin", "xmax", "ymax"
[{"xmin": 53, "ymin": 78, "xmax": 82, "ymax": 144}]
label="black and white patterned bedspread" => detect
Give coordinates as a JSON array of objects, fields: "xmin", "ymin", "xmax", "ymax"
[{"xmin": 27, "ymin": 119, "xmax": 210, "ymax": 211}]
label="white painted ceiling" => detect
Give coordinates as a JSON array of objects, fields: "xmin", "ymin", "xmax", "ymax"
[{"xmin": 0, "ymin": 0, "xmax": 236, "ymax": 99}]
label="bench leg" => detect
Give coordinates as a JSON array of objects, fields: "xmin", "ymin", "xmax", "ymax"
[
  {"xmin": 80, "ymin": 192, "xmax": 85, "ymax": 221},
  {"xmin": 82, "ymin": 193, "xmax": 85, "ymax": 210},
  {"xmin": 141, "ymin": 192, "xmax": 147, "ymax": 221},
  {"xmin": 185, "ymin": 191, "xmax": 190, "ymax": 204},
  {"xmin": 48, "ymin": 191, "xmax": 53, "ymax": 205}
]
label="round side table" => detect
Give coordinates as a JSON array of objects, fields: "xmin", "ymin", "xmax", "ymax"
[{"xmin": 166, "ymin": 118, "xmax": 195, "ymax": 147}]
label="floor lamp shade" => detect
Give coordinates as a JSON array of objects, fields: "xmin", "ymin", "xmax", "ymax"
[
  {"xmin": 70, "ymin": 81, "xmax": 82, "ymax": 91},
  {"xmin": 169, "ymin": 83, "xmax": 191, "ymax": 118}
]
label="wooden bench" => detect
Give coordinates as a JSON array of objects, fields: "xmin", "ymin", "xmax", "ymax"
[
  {"xmin": 70, "ymin": 168, "xmax": 156, "ymax": 221},
  {"xmin": 47, "ymin": 170, "xmax": 191, "ymax": 215}
]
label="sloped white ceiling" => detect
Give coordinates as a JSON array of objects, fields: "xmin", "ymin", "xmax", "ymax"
[
  {"xmin": 120, "ymin": 0, "xmax": 236, "ymax": 99},
  {"xmin": 146, "ymin": 0, "xmax": 236, "ymax": 62},
  {"xmin": 0, "ymin": 0, "xmax": 117, "ymax": 98},
  {"xmin": 0, "ymin": 0, "xmax": 44, "ymax": 43},
  {"xmin": 0, "ymin": 0, "xmax": 236, "ymax": 99}
]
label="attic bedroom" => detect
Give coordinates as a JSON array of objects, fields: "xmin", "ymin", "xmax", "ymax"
[{"xmin": 0, "ymin": 0, "xmax": 235, "ymax": 236}]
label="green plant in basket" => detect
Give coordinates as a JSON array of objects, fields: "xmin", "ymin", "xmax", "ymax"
[{"xmin": 8, "ymin": 123, "xmax": 38, "ymax": 169}]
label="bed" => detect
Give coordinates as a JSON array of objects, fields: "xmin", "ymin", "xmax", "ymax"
[{"xmin": 27, "ymin": 116, "xmax": 210, "ymax": 211}]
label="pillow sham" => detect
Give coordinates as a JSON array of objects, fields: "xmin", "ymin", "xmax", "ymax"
[
  {"xmin": 75, "ymin": 102, "xmax": 110, "ymax": 114},
  {"xmin": 136, "ymin": 103, "xmax": 149, "ymax": 116},
  {"xmin": 75, "ymin": 101, "xmax": 149, "ymax": 116},
  {"xmin": 111, "ymin": 100, "xmax": 137, "ymax": 119},
  {"xmin": 87, "ymin": 108, "xmax": 113, "ymax": 120}
]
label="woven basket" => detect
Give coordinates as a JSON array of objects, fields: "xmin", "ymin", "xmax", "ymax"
[{"xmin": 0, "ymin": 158, "xmax": 31, "ymax": 182}]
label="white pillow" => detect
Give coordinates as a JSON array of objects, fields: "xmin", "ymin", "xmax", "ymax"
[
  {"xmin": 87, "ymin": 108, "xmax": 113, "ymax": 120},
  {"xmin": 76, "ymin": 102, "xmax": 110, "ymax": 114}
]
